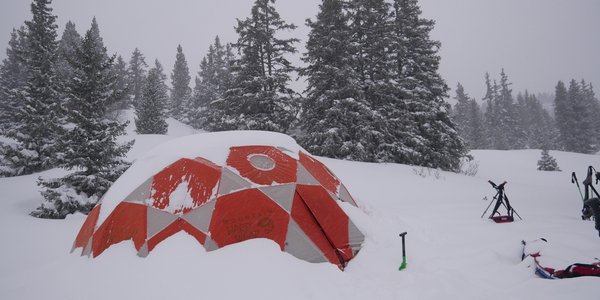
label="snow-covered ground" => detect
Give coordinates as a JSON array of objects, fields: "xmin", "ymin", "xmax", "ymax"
[{"xmin": 1, "ymin": 114, "xmax": 599, "ymax": 300}]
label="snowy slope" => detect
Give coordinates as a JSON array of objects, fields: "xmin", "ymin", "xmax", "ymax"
[{"xmin": 1, "ymin": 114, "xmax": 599, "ymax": 300}]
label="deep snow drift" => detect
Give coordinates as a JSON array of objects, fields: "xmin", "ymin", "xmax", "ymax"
[{"xmin": 1, "ymin": 114, "xmax": 599, "ymax": 300}]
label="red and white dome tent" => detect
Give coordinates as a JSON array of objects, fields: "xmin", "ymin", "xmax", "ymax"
[{"xmin": 72, "ymin": 131, "xmax": 365, "ymax": 269}]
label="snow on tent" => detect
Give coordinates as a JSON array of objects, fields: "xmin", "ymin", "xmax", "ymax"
[{"xmin": 72, "ymin": 131, "xmax": 365, "ymax": 269}]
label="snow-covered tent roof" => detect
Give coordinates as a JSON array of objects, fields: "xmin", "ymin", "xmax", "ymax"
[{"xmin": 72, "ymin": 131, "xmax": 364, "ymax": 269}]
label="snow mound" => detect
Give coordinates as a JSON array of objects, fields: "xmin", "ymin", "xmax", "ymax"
[{"xmin": 98, "ymin": 130, "xmax": 304, "ymax": 224}]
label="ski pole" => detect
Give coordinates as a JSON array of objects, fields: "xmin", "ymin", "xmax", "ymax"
[
  {"xmin": 481, "ymin": 195, "xmax": 496, "ymax": 218},
  {"xmin": 572, "ymin": 172, "xmax": 584, "ymax": 201},
  {"xmin": 399, "ymin": 232, "xmax": 407, "ymax": 270}
]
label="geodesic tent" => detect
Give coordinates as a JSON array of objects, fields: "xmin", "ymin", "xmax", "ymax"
[{"xmin": 72, "ymin": 131, "xmax": 364, "ymax": 269}]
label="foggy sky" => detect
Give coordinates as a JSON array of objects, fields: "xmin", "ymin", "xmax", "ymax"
[{"xmin": 1, "ymin": 0, "xmax": 599, "ymax": 101}]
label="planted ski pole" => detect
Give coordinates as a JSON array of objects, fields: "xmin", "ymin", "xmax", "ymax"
[
  {"xmin": 481, "ymin": 196, "xmax": 495, "ymax": 218},
  {"xmin": 399, "ymin": 232, "xmax": 408, "ymax": 271},
  {"xmin": 572, "ymin": 172, "xmax": 584, "ymax": 201}
]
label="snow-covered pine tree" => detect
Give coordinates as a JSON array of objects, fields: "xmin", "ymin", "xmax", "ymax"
[
  {"xmin": 32, "ymin": 17, "xmax": 133, "ymax": 218},
  {"xmin": 467, "ymin": 98, "xmax": 486, "ymax": 149},
  {"xmin": 581, "ymin": 81, "xmax": 600, "ymax": 150},
  {"xmin": 497, "ymin": 69, "xmax": 524, "ymax": 149},
  {"xmin": 554, "ymin": 80, "xmax": 576, "ymax": 151},
  {"xmin": 0, "ymin": 27, "xmax": 28, "ymax": 133},
  {"xmin": 452, "ymin": 83, "xmax": 473, "ymax": 147},
  {"xmin": 128, "ymin": 47, "xmax": 148, "ymax": 108},
  {"xmin": 537, "ymin": 149, "xmax": 560, "ymax": 171},
  {"xmin": 570, "ymin": 79, "xmax": 600, "ymax": 154},
  {"xmin": 351, "ymin": 0, "xmax": 404, "ymax": 163},
  {"xmin": 0, "ymin": 0, "xmax": 64, "ymax": 176},
  {"xmin": 299, "ymin": 0, "xmax": 379, "ymax": 161},
  {"xmin": 106, "ymin": 55, "xmax": 131, "ymax": 114},
  {"xmin": 135, "ymin": 59, "xmax": 169, "ymax": 134},
  {"xmin": 452, "ymin": 83, "xmax": 485, "ymax": 150},
  {"xmin": 170, "ymin": 44, "xmax": 192, "ymax": 122},
  {"xmin": 517, "ymin": 91, "xmax": 557, "ymax": 149},
  {"xmin": 483, "ymin": 70, "xmax": 522, "ymax": 150},
  {"xmin": 482, "ymin": 73, "xmax": 497, "ymax": 149},
  {"xmin": 55, "ymin": 20, "xmax": 81, "ymax": 103},
  {"xmin": 189, "ymin": 37, "xmax": 235, "ymax": 130},
  {"xmin": 224, "ymin": 0, "xmax": 299, "ymax": 133},
  {"xmin": 390, "ymin": 0, "xmax": 466, "ymax": 171}
]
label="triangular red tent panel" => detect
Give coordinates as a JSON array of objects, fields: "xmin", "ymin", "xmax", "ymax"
[{"xmin": 73, "ymin": 139, "xmax": 364, "ymax": 270}]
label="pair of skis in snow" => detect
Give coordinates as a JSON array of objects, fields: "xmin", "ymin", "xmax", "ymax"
[
  {"xmin": 521, "ymin": 238, "xmax": 600, "ymax": 279},
  {"xmin": 481, "ymin": 180, "xmax": 522, "ymax": 223}
]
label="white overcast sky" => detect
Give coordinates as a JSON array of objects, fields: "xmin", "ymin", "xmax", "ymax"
[{"xmin": 1, "ymin": 0, "xmax": 599, "ymax": 100}]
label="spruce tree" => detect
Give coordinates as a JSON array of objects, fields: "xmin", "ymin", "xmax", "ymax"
[
  {"xmin": 135, "ymin": 60, "xmax": 169, "ymax": 134},
  {"xmin": 517, "ymin": 91, "xmax": 557, "ymax": 149},
  {"xmin": 106, "ymin": 55, "xmax": 130, "ymax": 113},
  {"xmin": 55, "ymin": 21, "xmax": 81, "ymax": 96},
  {"xmin": 351, "ymin": 0, "xmax": 402, "ymax": 163},
  {"xmin": 537, "ymin": 149, "xmax": 560, "ymax": 171},
  {"xmin": 390, "ymin": 0, "xmax": 465, "ymax": 170},
  {"xmin": 0, "ymin": 27, "xmax": 28, "ymax": 133},
  {"xmin": 452, "ymin": 83, "xmax": 472, "ymax": 146},
  {"xmin": 554, "ymin": 80, "xmax": 576, "ymax": 151},
  {"xmin": 32, "ymin": 17, "xmax": 133, "ymax": 218},
  {"xmin": 189, "ymin": 37, "xmax": 235, "ymax": 130},
  {"xmin": 0, "ymin": 0, "xmax": 63, "ymax": 176},
  {"xmin": 467, "ymin": 98, "xmax": 486, "ymax": 149},
  {"xmin": 554, "ymin": 79, "xmax": 600, "ymax": 153},
  {"xmin": 452, "ymin": 83, "xmax": 486, "ymax": 150},
  {"xmin": 299, "ymin": 0, "xmax": 379, "ymax": 161},
  {"xmin": 223, "ymin": 0, "xmax": 299, "ymax": 133},
  {"xmin": 569, "ymin": 79, "xmax": 599, "ymax": 153},
  {"xmin": 483, "ymin": 70, "xmax": 522, "ymax": 150},
  {"xmin": 482, "ymin": 73, "xmax": 497, "ymax": 149},
  {"xmin": 128, "ymin": 48, "xmax": 148, "ymax": 108},
  {"xmin": 170, "ymin": 44, "xmax": 192, "ymax": 121}
]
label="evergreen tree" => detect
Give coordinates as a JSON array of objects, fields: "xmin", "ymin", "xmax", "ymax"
[
  {"xmin": 482, "ymin": 73, "xmax": 497, "ymax": 149},
  {"xmin": 501, "ymin": 70, "xmax": 524, "ymax": 148},
  {"xmin": 170, "ymin": 44, "xmax": 191, "ymax": 121},
  {"xmin": 452, "ymin": 83, "xmax": 485, "ymax": 150},
  {"xmin": 537, "ymin": 149, "xmax": 560, "ymax": 171},
  {"xmin": 0, "ymin": 27, "xmax": 28, "ymax": 133},
  {"xmin": 299, "ymin": 0, "xmax": 379, "ymax": 160},
  {"xmin": 128, "ymin": 47, "xmax": 147, "ymax": 108},
  {"xmin": 569, "ymin": 79, "xmax": 598, "ymax": 153},
  {"xmin": 55, "ymin": 20, "xmax": 81, "ymax": 97},
  {"xmin": 189, "ymin": 37, "xmax": 235, "ymax": 130},
  {"xmin": 135, "ymin": 59, "xmax": 169, "ymax": 134},
  {"xmin": 390, "ymin": 0, "xmax": 465, "ymax": 170},
  {"xmin": 452, "ymin": 83, "xmax": 471, "ymax": 145},
  {"xmin": 351, "ymin": 0, "xmax": 402, "ymax": 163},
  {"xmin": 222, "ymin": 0, "xmax": 300, "ymax": 132},
  {"xmin": 554, "ymin": 79, "xmax": 600, "ymax": 153},
  {"xmin": 106, "ymin": 55, "xmax": 130, "ymax": 114},
  {"xmin": 517, "ymin": 91, "xmax": 557, "ymax": 149},
  {"xmin": 554, "ymin": 80, "xmax": 575, "ymax": 151},
  {"xmin": 0, "ymin": 0, "xmax": 63, "ymax": 176},
  {"xmin": 32, "ymin": 17, "xmax": 133, "ymax": 218},
  {"xmin": 467, "ymin": 98, "xmax": 486, "ymax": 149},
  {"xmin": 483, "ymin": 70, "xmax": 522, "ymax": 150}
]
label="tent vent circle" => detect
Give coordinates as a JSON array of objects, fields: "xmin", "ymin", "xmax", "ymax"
[{"xmin": 248, "ymin": 154, "xmax": 276, "ymax": 171}]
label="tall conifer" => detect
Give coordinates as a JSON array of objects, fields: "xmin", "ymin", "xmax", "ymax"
[
  {"xmin": 170, "ymin": 44, "xmax": 191, "ymax": 121},
  {"xmin": 223, "ymin": 0, "xmax": 299, "ymax": 132},
  {"xmin": 32, "ymin": 17, "xmax": 133, "ymax": 218},
  {"xmin": 135, "ymin": 60, "xmax": 169, "ymax": 134},
  {"xmin": 1, "ymin": 0, "xmax": 63, "ymax": 176}
]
